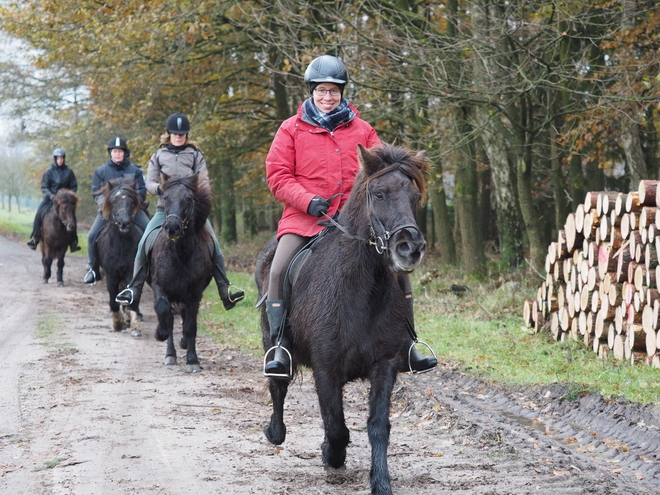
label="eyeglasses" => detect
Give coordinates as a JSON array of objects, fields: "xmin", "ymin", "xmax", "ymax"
[{"xmin": 314, "ymin": 88, "xmax": 341, "ymax": 96}]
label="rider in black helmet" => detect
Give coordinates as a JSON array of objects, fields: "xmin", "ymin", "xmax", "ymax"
[
  {"xmin": 27, "ymin": 148, "xmax": 80, "ymax": 252},
  {"xmin": 83, "ymin": 137, "xmax": 149, "ymax": 284}
]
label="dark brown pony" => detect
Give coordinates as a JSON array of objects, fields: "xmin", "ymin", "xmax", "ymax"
[
  {"xmin": 149, "ymin": 173, "xmax": 213, "ymax": 373},
  {"xmin": 40, "ymin": 188, "xmax": 78, "ymax": 287},
  {"xmin": 97, "ymin": 178, "xmax": 144, "ymax": 335},
  {"xmin": 255, "ymin": 144, "xmax": 429, "ymax": 495}
]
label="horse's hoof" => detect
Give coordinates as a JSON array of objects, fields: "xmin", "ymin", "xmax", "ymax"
[
  {"xmin": 42, "ymin": 279, "xmax": 48, "ymax": 284},
  {"xmin": 164, "ymin": 355, "xmax": 177, "ymax": 365},
  {"xmin": 57, "ymin": 281, "xmax": 64, "ymax": 288},
  {"xmin": 130, "ymin": 328, "xmax": 141, "ymax": 338},
  {"xmin": 185, "ymin": 364, "xmax": 202, "ymax": 373}
]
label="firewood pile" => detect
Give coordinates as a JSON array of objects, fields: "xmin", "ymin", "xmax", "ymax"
[{"xmin": 523, "ymin": 180, "xmax": 660, "ymax": 368}]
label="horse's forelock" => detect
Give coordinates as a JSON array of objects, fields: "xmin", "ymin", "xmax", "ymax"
[
  {"xmin": 361, "ymin": 145, "xmax": 429, "ymax": 200},
  {"xmin": 162, "ymin": 174, "xmax": 212, "ymax": 228},
  {"xmin": 55, "ymin": 189, "xmax": 79, "ymax": 206}
]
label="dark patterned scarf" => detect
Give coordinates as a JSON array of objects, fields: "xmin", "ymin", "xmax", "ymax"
[{"xmin": 302, "ymin": 98, "xmax": 356, "ymax": 132}]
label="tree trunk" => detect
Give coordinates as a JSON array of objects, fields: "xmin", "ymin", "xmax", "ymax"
[
  {"xmin": 621, "ymin": 125, "xmax": 649, "ymax": 188},
  {"xmin": 454, "ymin": 106, "xmax": 486, "ymax": 277},
  {"xmin": 429, "ymin": 159, "xmax": 456, "ymax": 265}
]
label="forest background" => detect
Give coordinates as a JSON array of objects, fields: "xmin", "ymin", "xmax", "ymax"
[{"xmin": 0, "ymin": 0, "xmax": 659, "ymax": 278}]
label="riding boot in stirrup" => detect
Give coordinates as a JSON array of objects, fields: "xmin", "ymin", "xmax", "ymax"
[
  {"xmin": 399, "ymin": 292, "xmax": 437, "ymax": 374},
  {"xmin": 264, "ymin": 300, "xmax": 292, "ymax": 380},
  {"xmin": 213, "ymin": 255, "xmax": 245, "ymax": 311},
  {"xmin": 83, "ymin": 265, "xmax": 100, "ymax": 284},
  {"xmin": 115, "ymin": 256, "xmax": 146, "ymax": 311}
]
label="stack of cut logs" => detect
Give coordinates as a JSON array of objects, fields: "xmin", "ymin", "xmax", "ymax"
[{"xmin": 523, "ymin": 179, "xmax": 660, "ymax": 368}]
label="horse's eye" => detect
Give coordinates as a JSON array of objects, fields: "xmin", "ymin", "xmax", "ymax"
[{"xmin": 374, "ymin": 192, "xmax": 385, "ymax": 201}]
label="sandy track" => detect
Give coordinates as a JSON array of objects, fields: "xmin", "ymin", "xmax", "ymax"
[{"xmin": 1, "ymin": 233, "xmax": 658, "ymax": 494}]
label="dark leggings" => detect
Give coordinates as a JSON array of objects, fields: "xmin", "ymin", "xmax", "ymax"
[{"xmin": 30, "ymin": 197, "xmax": 52, "ymax": 239}]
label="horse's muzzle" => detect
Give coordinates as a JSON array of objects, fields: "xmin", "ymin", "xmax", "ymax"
[{"xmin": 391, "ymin": 227, "xmax": 426, "ymax": 272}]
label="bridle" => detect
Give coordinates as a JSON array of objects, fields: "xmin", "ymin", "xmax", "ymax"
[
  {"xmin": 321, "ymin": 183, "xmax": 420, "ymax": 256},
  {"xmin": 165, "ymin": 191, "xmax": 196, "ymax": 240},
  {"xmin": 109, "ymin": 187, "xmax": 136, "ymax": 227}
]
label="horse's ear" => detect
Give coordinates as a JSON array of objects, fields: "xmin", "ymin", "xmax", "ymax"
[
  {"xmin": 161, "ymin": 173, "xmax": 170, "ymax": 185},
  {"xmin": 415, "ymin": 150, "xmax": 426, "ymax": 161},
  {"xmin": 357, "ymin": 144, "xmax": 381, "ymax": 175}
]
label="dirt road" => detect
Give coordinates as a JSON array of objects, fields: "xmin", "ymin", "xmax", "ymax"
[{"xmin": 1, "ymin": 233, "xmax": 659, "ymax": 494}]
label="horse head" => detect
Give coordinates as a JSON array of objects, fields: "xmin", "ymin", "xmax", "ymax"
[
  {"xmin": 52, "ymin": 189, "xmax": 79, "ymax": 233},
  {"xmin": 161, "ymin": 173, "xmax": 212, "ymax": 242},
  {"xmin": 350, "ymin": 144, "xmax": 429, "ymax": 273},
  {"xmin": 102, "ymin": 178, "xmax": 141, "ymax": 234}
]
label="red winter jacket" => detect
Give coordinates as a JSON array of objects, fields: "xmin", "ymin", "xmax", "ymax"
[{"xmin": 266, "ymin": 101, "xmax": 381, "ymax": 239}]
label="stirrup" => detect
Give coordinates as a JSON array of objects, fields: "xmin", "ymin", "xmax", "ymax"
[
  {"xmin": 227, "ymin": 285, "xmax": 245, "ymax": 304},
  {"xmin": 263, "ymin": 345, "xmax": 293, "ymax": 379},
  {"xmin": 115, "ymin": 288, "xmax": 134, "ymax": 306},
  {"xmin": 406, "ymin": 340, "xmax": 437, "ymax": 375},
  {"xmin": 83, "ymin": 268, "xmax": 97, "ymax": 285}
]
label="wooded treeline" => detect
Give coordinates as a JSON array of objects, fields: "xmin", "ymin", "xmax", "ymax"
[{"xmin": 1, "ymin": 0, "xmax": 658, "ymax": 277}]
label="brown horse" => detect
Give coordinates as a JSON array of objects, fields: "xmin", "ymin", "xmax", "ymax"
[
  {"xmin": 40, "ymin": 189, "xmax": 79, "ymax": 287},
  {"xmin": 255, "ymin": 144, "xmax": 429, "ymax": 495}
]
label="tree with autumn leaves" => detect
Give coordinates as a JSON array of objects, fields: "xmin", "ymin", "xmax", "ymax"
[{"xmin": 1, "ymin": 0, "xmax": 658, "ymax": 278}]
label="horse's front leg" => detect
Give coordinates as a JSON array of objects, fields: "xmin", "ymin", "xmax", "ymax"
[
  {"xmin": 263, "ymin": 377, "xmax": 289, "ymax": 445},
  {"xmin": 316, "ymin": 372, "xmax": 350, "ymax": 470},
  {"xmin": 181, "ymin": 302, "xmax": 201, "ymax": 373},
  {"xmin": 154, "ymin": 292, "xmax": 176, "ymax": 365},
  {"xmin": 107, "ymin": 277, "xmax": 123, "ymax": 331},
  {"xmin": 42, "ymin": 254, "xmax": 52, "ymax": 284},
  {"xmin": 56, "ymin": 255, "xmax": 65, "ymax": 287},
  {"xmin": 367, "ymin": 363, "xmax": 398, "ymax": 495}
]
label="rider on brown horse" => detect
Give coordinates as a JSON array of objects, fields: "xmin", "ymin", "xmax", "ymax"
[{"xmin": 27, "ymin": 148, "xmax": 80, "ymax": 252}]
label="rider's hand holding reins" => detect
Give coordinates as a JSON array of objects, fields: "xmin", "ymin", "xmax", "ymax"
[{"xmin": 307, "ymin": 196, "xmax": 330, "ymax": 217}]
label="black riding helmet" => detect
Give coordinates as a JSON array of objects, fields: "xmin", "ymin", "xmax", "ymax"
[
  {"xmin": 107, "ymin": 137, "xmax": 130, "ymax": 158},
  {"xmin": 53, "ymin": 148, "xmax": 66, "ymax": 158},
  {"xmin": 166, "ymin": 113, "xmax": 190, "ymax": 135},
  {"xmin": 304, "ymin": 55, "xmax": 348, "ymax": 94}
]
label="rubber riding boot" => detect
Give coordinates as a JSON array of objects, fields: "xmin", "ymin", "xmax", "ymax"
[
  {"xmin": 213, "ymin": 256, "xmax": 245, "ymax": 311},
  {"xmin": 264, "ymin": 300, "xmax": 292, "ymax": 380},
  {"xmin": 27, "ymin": 237, "xmax": 37, "ymax": 250},
  {"xmin": 83, "ymin": 265, "xmax": 101, "ymax": 284},
  {"xmin": 399, "ymin": 292, "xmax": 437, "ymax": 373},
  {"xmin": 116, "ymin": 256, "xmax": 147, "ymax": 311},
  {"xmin": 70, "ymin": 235, "xmax": 81, "ymax": 253}
]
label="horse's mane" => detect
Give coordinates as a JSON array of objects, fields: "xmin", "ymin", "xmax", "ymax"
[
  {"xmin": 162, "ymin": 173, "xmax": 213, "ymax": 228},
  {"xmin": 53, "ymin": 188, "xmax": 79, "ymax": 206},
  {"xmin": 100, "ymin": 178, "xmax": 140, "ymax": 219}
]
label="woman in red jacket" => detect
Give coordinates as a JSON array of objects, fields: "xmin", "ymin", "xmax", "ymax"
[{"xmin": 264, "ymin": 55, "xmax": 436, "ymax": 379}]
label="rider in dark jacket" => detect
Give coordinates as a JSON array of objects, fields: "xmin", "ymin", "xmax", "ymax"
[
  {"xmin": 83, "ymin": 137, "xmax": 149, "ymax": 284},
  {"xmin": 27, "ymin": 148, "xmax": 80, "ymax": 251}
]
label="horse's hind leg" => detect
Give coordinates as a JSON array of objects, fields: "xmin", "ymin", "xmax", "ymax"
[
  {"xmin": 367, "ymin": 366, "xmax": 397, "ymax": 495},
  {"xmin": 154, "ymin": 294, "xmax": 176, "ymax": 365},
  {"xmin": 263, "ymin": 378, "xmax": 289, "ymax": 445},
  {"xmin": 317, "ymin": 376, "xmax": 350, "ymax": 470},
  {"xmin": 56, "ymin": 255, "xmax": 65, "ymax": 287}
]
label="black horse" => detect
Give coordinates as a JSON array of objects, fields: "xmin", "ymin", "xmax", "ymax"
[
  {"xmin": 255, "ymin": 144, "xmax": 429, "ymax": 495},
  {"xmin": 40, "ymin": 189, "xmax": 78, "ymax": 287},
  {"xmin": 96, "ymin": 178, "xmax": 145, "ymax": 335},
  {"xmin": 149, "ymin": 173, "xmax": 213, "ymax": 373}
]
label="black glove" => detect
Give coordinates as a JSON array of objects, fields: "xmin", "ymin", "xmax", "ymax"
[{"xmin": 307, "ymin": 196, "xmax": 330, "ymax": 217}]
